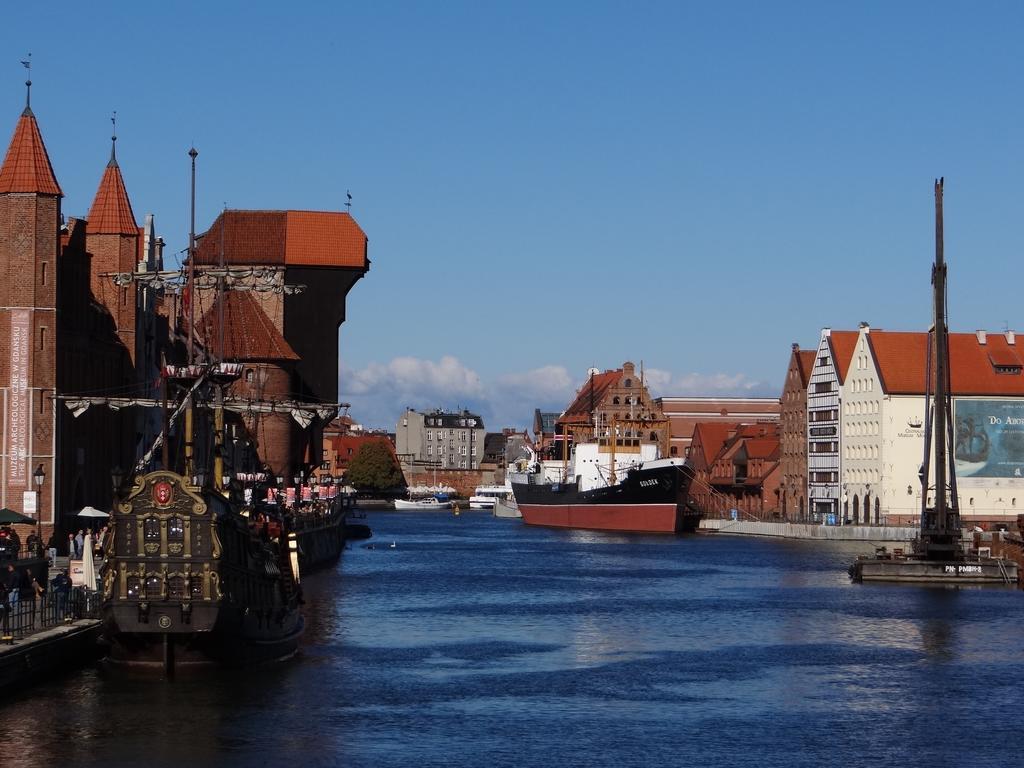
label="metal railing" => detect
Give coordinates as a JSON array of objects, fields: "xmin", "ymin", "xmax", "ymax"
[{"xmin": 1, "ymin": 587, "xmax": 101, "ymax": 642}]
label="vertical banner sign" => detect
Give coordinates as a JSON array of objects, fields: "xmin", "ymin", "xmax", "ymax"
[{"xmin": 8, "ymin": 310, "xmax": 31, "ymax": 489}]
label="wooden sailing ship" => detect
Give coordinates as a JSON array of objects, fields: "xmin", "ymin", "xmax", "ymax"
[{"xmin": 92, "ymin": 149, "xmax": 357, "ymax": 671}]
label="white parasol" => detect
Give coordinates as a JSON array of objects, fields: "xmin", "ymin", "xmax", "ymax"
[
  {"xmin": 81, "ymin": 533, "xmax": 97, "ymax": 590},
  {"xmin": 76, "ymin": 506, "xmax": 110, "ymax": 519}
]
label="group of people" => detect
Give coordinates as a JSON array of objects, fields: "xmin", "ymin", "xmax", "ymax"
[{"xmin": 67, "ymin": 527, "xmax": 107, "ymax": 560}]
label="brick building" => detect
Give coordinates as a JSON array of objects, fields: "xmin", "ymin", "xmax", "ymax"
[
  {"xmin": 554, "ymin": 362, "xmax": 670, "ymax": 457},
  {"xmin": 779, "ymin": 344, "xmax": 816, "ymax": 521},
  {"xmin": 0, "ymin": 96, "xmax": 153, "ymax": 540},
  {"xmin": 688, "ymin": 422, "xmax": 781, "ymax": 520},
  {"xmin": 655, "ymin": 396, "xmax": 780, "ymax": 459}
]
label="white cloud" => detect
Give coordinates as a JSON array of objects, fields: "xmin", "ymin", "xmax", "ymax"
[
  {"xmin": 341, "ymin": 357, "xmax": 773, "ymax": 431},
  {"xmin": 644, "ymin": 367, "xmax": 769, "ymax": 398}
]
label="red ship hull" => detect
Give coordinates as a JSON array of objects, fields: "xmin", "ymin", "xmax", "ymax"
[{"xmin": 519, "ymin": 502, "xmax": 682, "ymax": 533}]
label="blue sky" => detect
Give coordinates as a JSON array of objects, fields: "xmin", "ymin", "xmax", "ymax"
[{"xmin": 3, "ymin": 2, "xmax": 1023, "ymax": 430}]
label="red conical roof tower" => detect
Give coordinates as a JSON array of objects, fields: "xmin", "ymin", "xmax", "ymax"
[
  {"xmin": 0, "ymin": 105, "xmax": 62, "ymax": 196},
  {"xmin": 86, "ymin": 133, "xmax": 137, "ymax": 234}
]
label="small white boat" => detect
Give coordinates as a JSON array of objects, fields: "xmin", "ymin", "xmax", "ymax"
[
  {"xmin": 493, "ymin": 496, "xmax": 521, "ymax": 519},
  {"xmin": 394, "ymin": 497, "xmax": 452, "ymax": 511},
  {"xmin": 469, "ymin": 484, "xmax": 513, "ymax": 510}
]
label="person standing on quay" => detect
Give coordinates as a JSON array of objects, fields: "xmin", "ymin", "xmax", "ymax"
[
  {"xmin": 74, "ymin": 530, "xmax": 85, "ymax": 559},
  {"xmin": 67, "ymin": 533, "xmax": 75, "ymax": 558}
]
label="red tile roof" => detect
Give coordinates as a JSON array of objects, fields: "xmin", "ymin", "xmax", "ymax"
[
  {"xmin": 690, "ymin": 422, "xmax": 740, "ymax": 467},
  {"xmin": 796, "ymin": 350, "xmax": 816, "ymax": 386},
  {"xmin": 193, "ymin": 210, "xmax": 368, "ymax": 269},
  {"xmin": 87, "ymin": 156, "xmax": 137, "ymax": 234},
  {"xmin": 557, "ymin": 369, "xmax": 621, "ymax": 425},
  {"xmin": 868, "ymin": 330, "xmax": 1024, "ymax": 395},
  {"xmin": 827, "ymin": 331, "xmax": 859, "ymax": 383},
  {"xmin": 198, "ymin": 291, "xmax": 299, "ymax": 362},
  {"xmin": 0, "ymin": 108, "xmax": 62, "ymax": 196}
]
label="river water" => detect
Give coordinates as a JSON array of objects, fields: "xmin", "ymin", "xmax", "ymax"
[{"xmin": 3, "ymin": 511, "xmax": 1024, "ymax": 767}]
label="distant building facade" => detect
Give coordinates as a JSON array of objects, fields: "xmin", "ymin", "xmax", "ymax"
[
  {"xmin": 396, "ymin": 408, "xmax": 486, "ymax": 470},
  {"xmin": 779, "ymin": 344, "xmax": 815, "ymax": 521},
  {"xmin": 656, "ymin": 396, "xmax": 780, "ymax": 459},
  {"xmin": 556, "ymin": 362, "xmax": 669, "ymax": 457}
]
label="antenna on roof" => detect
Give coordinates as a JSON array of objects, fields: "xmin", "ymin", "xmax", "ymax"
[
  {"xmin": 20, "ymin": 54, "xmax": 31, "ymax": 110},
  {"xmin": 345, "ymin": 190, "xmax": 352, "ymax": 212}
]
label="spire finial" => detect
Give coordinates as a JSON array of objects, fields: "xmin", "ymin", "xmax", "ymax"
[
  {"xmin": 346, "ymin": 189, "xmax": 352, "ymax": 211},
  {"xmin": 108, "ymin": 110, "xmax": 118, "ymax": 166},
  {"xmin": 20, "ymin": 54, "xmax": 32, "ymax": 112}
]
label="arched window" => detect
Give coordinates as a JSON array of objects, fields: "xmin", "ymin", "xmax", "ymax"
[
  {"xmin": 168, "ymin": 516, "xmax": 184, "ymax": 541},
  {"xmin": 650, "ymin": 432, "xmax": 658, "ymax": 441},
  {"xmin": 612, "ymin": 396, "xmax": 620, "ymax": 404},
  {"xmin": 853, "ymin": 495, "xmax": 860, "ymax": 524},
  {"xmin": 143, "ymin": 517, "xmax": 160, "ymax": 542},
  {"xmin": 874, "ymin": 497, "xmax": 880, "ymax": 525},
  {"xmin": 624, "ymin": 379, "xmax": 632, "ymax": 387}
]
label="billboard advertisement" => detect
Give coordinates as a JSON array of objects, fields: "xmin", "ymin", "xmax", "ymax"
[{"xmin": 954, "ymin": 399, "xmax": 1024, "ymax": 478}]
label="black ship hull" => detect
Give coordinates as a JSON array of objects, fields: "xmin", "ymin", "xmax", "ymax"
[{"xmin": 512, "ymin": 460, "xmax": 700, "ymax": 534}]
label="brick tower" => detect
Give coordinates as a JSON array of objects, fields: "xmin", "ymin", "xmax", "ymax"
[
  {"xmin": 86, "ymin": 130, "xmax": 140, "ymax": 363},
  {"xmin": 0, "ymin": 88, "xmax": 62, "ymax": 533}
]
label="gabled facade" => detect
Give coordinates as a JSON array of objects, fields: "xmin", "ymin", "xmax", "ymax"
[
  {"xmin": 557, "ymin": 362, "xmax": 669, "ymax": 457},
  {"xmin": 850, "ymin": 326, "xmax": 1024, "ymax": 526},
  {"xmin": 806, "ymin": 328, "xmax": 858, "ymax": 520},
  {"xmin": 779, "ymin": 344, "xmax": 815, "ymax": 521},
  {"xmin": 688, "ymin": 422, "xmax": 780, "ymax": 519}
]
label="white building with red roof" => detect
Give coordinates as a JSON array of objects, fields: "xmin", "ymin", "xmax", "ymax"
[
  {"xmin": 807, "ymin": 328, "xmax": 859, "ymax": 521},
  {"xmin": 845, "ymin": 325, "xmax": 1024, "ymax": 526}
]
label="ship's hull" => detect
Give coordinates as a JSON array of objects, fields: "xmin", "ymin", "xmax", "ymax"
[
  {"xmin": 101, "ymin": 471, "xmax": 308, "ymax": 670},
  {"xmin": 512, "ymin": 461, "xmax": 699, "ymax": 534},
  {"xmin": 851, "ymin": 555, "xmax": 1018, "ymax": 584},
  {"xmin": 493, "ymin": 498, "xmax": 521, "ymax": 518}
]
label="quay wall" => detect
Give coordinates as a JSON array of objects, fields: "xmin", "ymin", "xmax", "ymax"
[
  {"xmin": 699, "ymin": 519, "xmax": 918, "ymax": 543},
  {"xmin": 0, "ymin": 621, "xmax": 103, "ymax": 694}
]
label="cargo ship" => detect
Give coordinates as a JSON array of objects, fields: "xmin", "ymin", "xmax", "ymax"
[{"xmin": 511, "ymin": 438, "xmax": 700, "ymax": 534}]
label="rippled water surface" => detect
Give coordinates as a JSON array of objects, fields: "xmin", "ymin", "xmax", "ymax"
[{"xmin": 4, "ymin": 512, "xmax": 1024, "ymax": 767}]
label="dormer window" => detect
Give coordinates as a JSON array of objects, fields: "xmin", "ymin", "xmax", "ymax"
[{"xmin": 994, "ymin": 364, "xmax": 1022, "ymax": 375}]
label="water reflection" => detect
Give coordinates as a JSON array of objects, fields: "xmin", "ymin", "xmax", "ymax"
[{"xmin": 2, "ymin": 512, "xmax": 1023, "ymax": 768}]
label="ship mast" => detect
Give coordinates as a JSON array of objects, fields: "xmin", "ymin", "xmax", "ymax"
[
  {"xmin": 184, "ymin": 147, "xmax": 199, "ymax": 481},
  {"xmin": 919, "ymin": 177, "xmax": 961, "ymax": 560}
]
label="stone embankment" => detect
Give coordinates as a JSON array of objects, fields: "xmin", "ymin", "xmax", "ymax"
[{"xmin": 699, "ymin": 519, "xmax": 919, "ymax": 544}]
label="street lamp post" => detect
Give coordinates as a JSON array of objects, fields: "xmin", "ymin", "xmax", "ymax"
[{"xmin": 32, "ymin": 464, "xmax": 44, "ymax": 553}]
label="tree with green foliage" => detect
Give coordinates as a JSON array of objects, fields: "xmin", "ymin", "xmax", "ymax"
[{"xmin": 345, "ymin": 440, "xmax": 406, "ymax": 492}]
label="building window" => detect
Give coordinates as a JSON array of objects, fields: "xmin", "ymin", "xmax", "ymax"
[
  {"xmin": 168, "ymin": 517, "xmax": 184, "ymax": 541},
  {"xmin": 41, "ymin": 262, "xmax": 47, "ymax": 285},
  {"xmin": 426, "ymin": 446, "xmax": 432, "ymax": 455}
]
